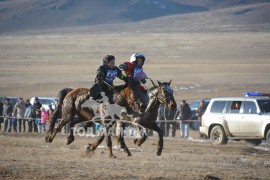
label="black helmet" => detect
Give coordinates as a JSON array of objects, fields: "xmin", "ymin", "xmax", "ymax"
[{"xmin": 103, "ymin": 55, "xmax": 115, "ymax": 65}]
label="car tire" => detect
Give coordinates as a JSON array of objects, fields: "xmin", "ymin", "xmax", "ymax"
[
  {"xmin": 210, "ymin": 125, "xmax": 228, "ymax": 145},
  {"xmin": 245, "ymin": 139, "xmax": 262, "ymax": 147},
  {"xmin": 266, "ymin": 129, "xmax": 270, "ymax": 148}
]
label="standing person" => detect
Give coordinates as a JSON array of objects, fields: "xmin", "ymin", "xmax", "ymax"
[
  {"xmin": 119, "ymin": 53, "xmax": 148, "ymax": 112},
  {"xmin": 165, "ymin": 101, "xmax": 178, "ymax": 137},
  {"xmin": 3, "ymin": 98, "xmax": 13, "ymax": 133},
  {"xmin": 75, "ymin": 55, "xmax": 129, "ymax": 111},
  {"xmin": 24, "ymin": 99, "xmax": 32, "ymax": 133},
  {"xmin": 175, "ymin": 100, "xmax": 192, "ymax": 138},
  {"xmin": 40, "ymin": 107, "xmax": 48, "ymax": 133},
  {"xmin": 0, "ymin": 101, "xmax": 3, "ymax": 131},
  {"xmin": 31, "ymin": 97, "xmax": 42, "ymax": 132},
  {"xmin": 196, "ymin": 100, "xmax": 207, "ymax": 138},
  {"xmin": 47, "ymin": 104, "xmax": 54, "ymax": 121},
  {"xmin": 35, "ymin": 109, "xmax": 41, "ymax": 133},
  {"xmin": 157, "ymin": 104, "xmax": 166, "ymax": 136},
  {"xmin": 13, "ymin": 98, "xmax": 26, "ymax": 133}
]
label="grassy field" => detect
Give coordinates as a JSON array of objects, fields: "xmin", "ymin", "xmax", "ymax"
[{"xmin": 1, "ymin": 32, "xmax": 270, "ymax": 103}]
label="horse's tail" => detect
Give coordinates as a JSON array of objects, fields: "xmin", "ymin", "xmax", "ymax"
[
  {"xmin": 47, "ymin": 88, "xmax": 74, "ymax": 137},
  {"xmin": 57, "ymin": 87, "xmax": 74, "ymax": 105}
]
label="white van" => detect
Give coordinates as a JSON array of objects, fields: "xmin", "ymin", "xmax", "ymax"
[
  {"xmin": 30, "ymin": 97, "xmax": 58, "ymax": 111},
  {"xmin": 200, "ymin": 96, "xmax": 270, "ymax": 147}
]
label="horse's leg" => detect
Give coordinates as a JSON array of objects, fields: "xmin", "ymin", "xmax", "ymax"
[
  {"xmin": 85, "ymin": 133, "xmax": 105, "ymax": 155},
  {"xmin": 66, "ymin": 116, "xmax": 84, "ymax": 145},
  {"xmin": 133, "ymin": 126, "xmax": 148, "ymax": 146},
  {"xmin": 113, "ymin": 123, "xmax": 132, "ymax": 156},
  {"xmin": 144, "ymin": 122, "xmax": 164, "ymax": 156},
  {"xmin": 105, "ymin": 125, "xmax": 116, "ymax": 158},
  {"xmin": 45, "ymin": 104, "xmax": 61, "ymax": 142},
  {"xmin": 48, "ymin": 106, "xmax": 75, "ymax": 142}
]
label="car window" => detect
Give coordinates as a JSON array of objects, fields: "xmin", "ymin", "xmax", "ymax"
[
  {"xmin": 257, "ymin": 100, "xmax": 270, "ymax": 113},
  {"xmin": 189, "ymin": 101, "xmax": 200, "ymax": 110},
  {"xmin": 210, "ymin": 101, "xmax": 227, "ymax": 113},
  {"xmin": 229, "ymin": 101, "xmax": 242, "ymax": 114},
  {"xmin": 243, "ymin": 101, "xmax": 257, "ymax": 114}
]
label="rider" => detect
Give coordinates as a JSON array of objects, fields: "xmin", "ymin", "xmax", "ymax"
[
  {"xmin": 118, "ymin": 53, "xmax": 148, "ymax": 111},
  {"xmin": 76, "ymin": 55, "xmax": 128, "ymax": 111}
]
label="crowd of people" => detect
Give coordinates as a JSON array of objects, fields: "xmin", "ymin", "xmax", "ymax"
[
  {"xmin": 157, "ymin": 99, "xmax": 207, "ymax": 138},
  {"xmin": 0, "ymin": 97, "xmax": 55, "ymax": 134}
]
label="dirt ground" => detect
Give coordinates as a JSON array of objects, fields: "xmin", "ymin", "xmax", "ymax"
[
  {"xmin": 1, "ymin": 32, "xmax": 270, "ymax": 179},
  {"xmin": 0, "ymin": 129, "xmax": 269, "ymax": 180}
]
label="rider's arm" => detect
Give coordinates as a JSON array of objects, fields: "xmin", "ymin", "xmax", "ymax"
[
  {"xmin": 116, "ymin": 67, "xmax": 128, "ymax": 82},
  {"xmin": 96, "ymin": 65, "xmax": 107, "ymax": 81}
]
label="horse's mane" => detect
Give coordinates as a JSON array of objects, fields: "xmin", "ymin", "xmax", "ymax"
[{"xmin": 148, "ymin": 85, "xmax": 158, "ymax": 91}]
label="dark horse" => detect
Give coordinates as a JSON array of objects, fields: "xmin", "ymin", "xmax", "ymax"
[{"xmin": 45, "ymin": 80, "xmax": 176, "ymax": 156}]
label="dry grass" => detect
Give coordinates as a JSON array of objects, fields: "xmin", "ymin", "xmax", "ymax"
[{"xmin": 1, "ymin": 32, "xmax": 270, "ymax": 103}]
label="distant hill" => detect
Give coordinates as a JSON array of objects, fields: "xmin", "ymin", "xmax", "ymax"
[{"xmin": 0, "ymin": 0, "xmax": 270, "ymax": 34}]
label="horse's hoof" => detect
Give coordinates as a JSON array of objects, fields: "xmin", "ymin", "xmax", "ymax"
[
  {"xmin": 109, "ymin": 155, "xmax": 117, "ymax": 158},
  {"xmin": 84, "ymin": 144, "xmax": 93, "ymax": 155},
  {"xmin": 156, "ymin": 151, "xmax": 162, "ymax": 156},
  {"xmin": 126, "ymin": 153, "xmax": 132, "ymax": 157},
  {"xmin": 66, "ymin": 136, "xmax": 75, "ymax": 145},
  {"xmin": 45, "ymin": 135, "xmax": 52, "ymax": 143}
]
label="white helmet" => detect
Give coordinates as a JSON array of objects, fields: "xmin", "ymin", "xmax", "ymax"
[{"xmin": 130, "ymin": 53, "xmax": 145, "ymax": 63}]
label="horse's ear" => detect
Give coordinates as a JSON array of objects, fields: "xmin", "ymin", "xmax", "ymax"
[
  {"xmin": 157, "ymin": 80, "xmax": 162, "ymax": 87},
  {"xmin": 168, "ymin": 79, "xmax": 172, "ymax": 86}
]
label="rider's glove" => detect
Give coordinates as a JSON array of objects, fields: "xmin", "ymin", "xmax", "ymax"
[
  {"xmin": 141, "ymin": 79, "xmax": 146, "ymax": 84},
  {"xmin": 119, "ymin": 64, "xmax": 128, "ymax": 71}
]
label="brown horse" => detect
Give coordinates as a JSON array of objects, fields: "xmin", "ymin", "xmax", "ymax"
[
  {"xmin": 45, "ymin": 85, "xmax": 146, "ymax": 157},
  {"xmin": 45, "ymin": 80, "xmax": 176, "ymax": 156}
]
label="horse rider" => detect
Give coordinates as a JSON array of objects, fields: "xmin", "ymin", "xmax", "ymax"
[
  {"xmin": 76, "ymin": 55, "xmax": 129, "ymax": 111},
  {"xmin": 118, "ymin": 53, "xmax": 149, "ymax": 112}
]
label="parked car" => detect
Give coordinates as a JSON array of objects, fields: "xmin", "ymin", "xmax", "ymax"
[
  {"xmin": 188, "ymin": 99, "xmax": 210, "ymax": 130},
  {"xmin": 200, "ymin": 96, "xmax": 270, "ymax": 147},
  {"xmin": 30, "ymin": 97, "xmax": 58, "ymax": 111}
]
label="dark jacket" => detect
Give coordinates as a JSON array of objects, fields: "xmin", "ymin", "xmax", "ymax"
[
  {"xmin": 31, "ymin": 101, "xmax": 42, "ymax": 118},
  {"xmin": 165, "ymin": 107, "xmax": 177, "ymax": 121},
  {"xmin": 96, "ymin": 65, "xmax": 128, "ymax": 86},
  {"xmin": 196, "ymin": 106, "xmax": 206, "ymax": 120},
  {"xmin": 175, "ymin": 104, "xmax": 192, "ymax": 122}
]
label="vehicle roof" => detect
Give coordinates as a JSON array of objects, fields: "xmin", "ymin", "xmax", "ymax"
[
  {"xmin": 210, "ymin": 97, "xmax": 270, "ymax": 101},
  {"xmin": 30, "ymin": 97, "xmax": 58, "ymax": 100}
]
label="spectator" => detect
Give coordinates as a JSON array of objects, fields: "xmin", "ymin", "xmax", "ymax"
[
  {"xmin": 175, "ymin": 100, "xmax": 192, "ymax": 138},
  {"xmin": 31, "ymin": 97, "xmax": 42, "ymax": 132},
  {"xmin": 0, "ymin": 101, "xmax": 3, "ymax": 130},
  {"xmin": 47, "ymin": 104, "xmax": 54, "ymax": 122},
  {"xmin": 14, "ymin": 98, "xmax": 26, "ymax": 133},
  {"xmin": 165, "ymin": 101, "xmax": 178, "ymax": 137},
  {"xmin": 157, "ymin": 103, "xmax": 166, "ymax": 137},
  {"xmin": 196, "ymin": 100, "xmax": 207, "ymax": 139},
  {"xmin": 40, "ymin": 107, "xmax": 48, "ymax": 133},
  {"xmin": 3, "ymin": 98, "xmax": 13, "ymax": 133},
  {"xmin": 24, "ymin": 99, "xmax": 33, "ymax": 132},
  {"xmin": 35, "ymin": 109, "xmax": 41, "ymax": 133}
]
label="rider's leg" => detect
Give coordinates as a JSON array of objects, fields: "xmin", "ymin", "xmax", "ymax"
[{"xmin": 75, "ymin": 83, "xmax": 100, "ymax": 111}]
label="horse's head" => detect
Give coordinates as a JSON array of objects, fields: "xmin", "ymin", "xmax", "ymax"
[{"xmin": 155, "ymin": 80, "xmax": 177, "ymax": 110}]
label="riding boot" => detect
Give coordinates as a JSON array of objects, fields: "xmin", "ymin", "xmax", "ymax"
[{"xmin": 75, "ymin": 93, "xmax": 90, "ymax": 111}]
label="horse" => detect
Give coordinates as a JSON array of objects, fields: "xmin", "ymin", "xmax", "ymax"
[
  {"xmin": 45, "ymin": 85, "xmax": 147, "ymax": 157},
  {"xmin": 84, "ymin": 80, "xmax": 177, "ymax": 156},
  {"xmin": 45, "ymin": 80, "xmax": 176, "ymax": 157}
]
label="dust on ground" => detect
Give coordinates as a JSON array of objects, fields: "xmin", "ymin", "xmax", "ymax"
[{"xmin": 0, "ymin": 130, "xmax": 269, "ymax": 180}]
